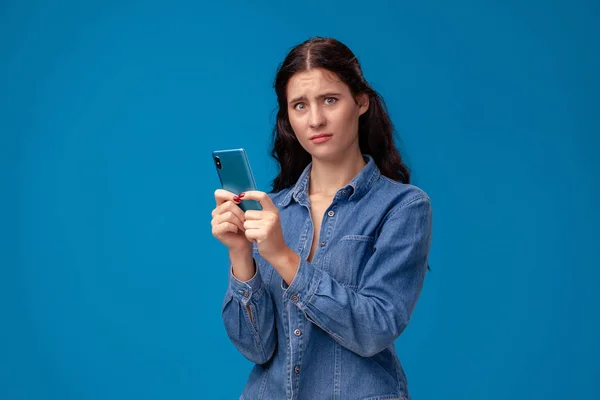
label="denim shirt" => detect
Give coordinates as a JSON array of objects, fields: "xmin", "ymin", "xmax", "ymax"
[{"xmin": 221, "ymin": 155, "xmax": 432, "ymax": 400}]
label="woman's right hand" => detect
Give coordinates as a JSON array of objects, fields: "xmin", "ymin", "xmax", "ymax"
[{"xmin": 211, "ymin": 189, "xmax": 252, "ymax": 254}]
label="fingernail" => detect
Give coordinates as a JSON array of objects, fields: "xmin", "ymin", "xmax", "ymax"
[
  {"xmin": 233, "ymin": 196, "xmax": 240, "ymax": 203},
  {"xmin": 238, "ymin": 193, "xmax": 245, "ymax": 198}
]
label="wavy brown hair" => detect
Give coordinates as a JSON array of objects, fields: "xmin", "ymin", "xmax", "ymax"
[{"xmin": 270, "ymin": 37, "xmax": 410, "ymax": 192}]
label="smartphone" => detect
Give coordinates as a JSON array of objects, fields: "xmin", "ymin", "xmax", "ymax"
[{"xmin": 212, "ymin": 148, "xmax": 263, "ymax": 211}]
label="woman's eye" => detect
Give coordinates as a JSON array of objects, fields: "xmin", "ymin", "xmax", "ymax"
[
  {"xmin": 294, "ymin": 103, "xmax": 306, "ymax": 111},
  {"xmin": 324, "ymin": 97, "xmax": 337, "ymax": 105}
]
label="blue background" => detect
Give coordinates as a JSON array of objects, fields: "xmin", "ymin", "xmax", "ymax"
[{"xmin": 1, "ymin": 0, "xmax": 598, "ymax": 399}]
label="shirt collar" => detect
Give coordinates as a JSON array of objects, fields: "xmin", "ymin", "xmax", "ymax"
[{"xmin": 277, "ymin": 154, "xmax": 381, "ymax": 207}]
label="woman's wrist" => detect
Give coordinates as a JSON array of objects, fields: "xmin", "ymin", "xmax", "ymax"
[
  {"xmin": 229, "ymin": 247, "xmax": 255, "ymax": 281},
  {"xmin": 268, "ymin": 247, "xmax": 301, "ymax": 285}
]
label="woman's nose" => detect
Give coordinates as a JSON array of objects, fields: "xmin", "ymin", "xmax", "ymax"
[{"xmin": 308, "ymin": 107, "xmax": 326, "ymax": 129}]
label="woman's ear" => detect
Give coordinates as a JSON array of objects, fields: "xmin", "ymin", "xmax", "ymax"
[{"xmin": 357, "ymin": 93, "xmax": 369, "ymax": 116}]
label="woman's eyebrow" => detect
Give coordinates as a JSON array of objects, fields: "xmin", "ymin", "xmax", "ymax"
[
  {"xmin": 319, "ymin": 92, "xmax": 342, "ymax": 98},
  {"xmin": 288, "ymin": 92, "xmax": 342, "ymax": 104},
  {"xmin": 288, "ymin": 95, "xmax": 307, "ymax": 104}
]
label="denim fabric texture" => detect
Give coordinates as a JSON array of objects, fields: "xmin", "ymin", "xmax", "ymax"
[{"xmin": 222, "ymin": 155, "xmax": 432, "ymax": 400}]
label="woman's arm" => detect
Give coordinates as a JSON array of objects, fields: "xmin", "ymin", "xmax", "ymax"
[
  {"xmin": 221, "ymin": 255, "xmax": 277, "ymax": 365},
  {"xmin": 237, "ymin": 190, "xmax": 432, "ymax": 358},
  {"xmin": 280, "ymin": 196, "xmax": 432, "ymax": 357},
  {"xmin": 211, "ymin": 190, "xmax": 277, "ymax": 365}
]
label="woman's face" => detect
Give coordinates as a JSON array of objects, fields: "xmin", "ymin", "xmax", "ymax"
[{"xmin": 286, "ymin": 68, "xmax": 369, "ymax": 162}]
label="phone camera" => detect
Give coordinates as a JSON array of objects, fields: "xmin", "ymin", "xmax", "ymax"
[{"xmin": 214, "ymin": 156, "xmax": 222, "ymax": 169}]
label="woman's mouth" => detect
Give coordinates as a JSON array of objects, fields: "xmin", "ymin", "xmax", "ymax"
[{"xmin": 310, "ymin": 134, "xmax": 333, "ymax": 144}]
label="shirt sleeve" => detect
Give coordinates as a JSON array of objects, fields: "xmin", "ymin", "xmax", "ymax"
[
  {"xmin": 221, "ymin": 259, "xmax": 277, "ymax": 364},
  {"xmin": 282, "ymin": 196, "xmax": 432, "ymax": 357}
]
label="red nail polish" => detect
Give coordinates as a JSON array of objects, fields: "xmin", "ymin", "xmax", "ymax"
[
  {"xmin": 238, "ymin": 193, "xmax": 245, "ymax": 198},
  {"xmin": 233, "ymin": 196, "xmax": 240, "ymax": 203}
]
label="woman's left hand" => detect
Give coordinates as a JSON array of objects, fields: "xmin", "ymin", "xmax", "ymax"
[{"xmin": 239, "ymin": 191, "xmax": 289, "ymax": 264}]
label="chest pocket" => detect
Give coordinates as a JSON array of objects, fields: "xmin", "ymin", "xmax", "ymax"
[{"xmin": 327, "ymin": 235, "xmax": 375, "ymax": 289}]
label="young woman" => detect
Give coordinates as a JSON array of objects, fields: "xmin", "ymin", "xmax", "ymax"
[{"xmin": 211, "ymin": 37, "xmax": 432, "ymax": 400}]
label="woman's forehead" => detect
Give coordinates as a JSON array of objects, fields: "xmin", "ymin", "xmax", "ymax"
[{"xmin": 287, "ymin": 68, "xmax": 347, "ymax": 97}]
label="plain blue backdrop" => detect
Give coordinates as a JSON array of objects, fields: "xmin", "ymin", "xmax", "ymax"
[{"xmin": 1, "ymin": 0, "xmax": 598, "ymax": 399}]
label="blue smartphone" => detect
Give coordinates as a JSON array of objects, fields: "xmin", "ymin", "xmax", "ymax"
[{"xmin": 212, "ymin": 148, "xmax": 263, "ymax": 211}]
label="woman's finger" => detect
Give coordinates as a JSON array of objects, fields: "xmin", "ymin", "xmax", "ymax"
[
  {"xmin": 244, "ymin": 229, "xmax": 261, "ymax": 242},
  {"xmin": 214, "ymin": 211, "xmax": 245, "ymax": 232},
  {"xmin": 213, "ymin": 221, "xmax": 239, "ymax": 237},
  {"xmin": 243, "ymin": 210, "xmax": 263, "ymax": 220},
  {"xmin": 217, "ymin": 201, "xmax": 246, "ymax": 224},
  {"xmin": 243, "ymin": 220, "xmax": 262, "ymax": 230},
  {"xmin": 214, "ymin": 189, "xmax": 238, "ymax": 206},
  {"xmin": 238, "ymin": 191, "xmax": 277, "ymax": 212}
]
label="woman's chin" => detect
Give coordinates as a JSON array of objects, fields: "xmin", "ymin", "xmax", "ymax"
[{"xmin": 309, "ymin": 149, "xmax": 346, "ymax": 163}]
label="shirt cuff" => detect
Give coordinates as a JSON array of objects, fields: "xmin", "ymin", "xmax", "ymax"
[
  {"xmin": 282, "ymin": 258, "xmax": 321, "ymax": 306},
  {"xmin": 229, "ymin": 259, "xmax": 264, "ymax": 305}
]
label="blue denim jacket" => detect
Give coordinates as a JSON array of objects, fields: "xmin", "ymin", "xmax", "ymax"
[{"xmin": 222, "ymin": 155, "xmax": 432, "ymax": 400}]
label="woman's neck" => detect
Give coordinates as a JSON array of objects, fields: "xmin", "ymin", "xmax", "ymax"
[{"xmin": 308, "ymin": 150, "xmax": 366, "ymax": 198}]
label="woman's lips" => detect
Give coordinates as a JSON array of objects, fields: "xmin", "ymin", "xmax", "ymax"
[{"xmin": 310, "ymin": 134, "xmax": 333, "ymax": 144}]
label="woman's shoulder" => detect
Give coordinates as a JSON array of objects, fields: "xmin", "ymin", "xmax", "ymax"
[{"xmin": 376, "ymin": 175, "xmax": 431, "ymax": 208}]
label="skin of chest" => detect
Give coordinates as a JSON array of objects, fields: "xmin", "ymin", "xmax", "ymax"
[{"xmin": 307, "ymin": 195, "xmax": 334, "ymax": 262}]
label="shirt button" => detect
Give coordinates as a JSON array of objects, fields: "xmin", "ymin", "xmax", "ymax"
[
  {"xmin": 294, "ymin": 329, "xmax": 302, "ymax": 336},
  {"xmin": 242, "ymin": 290, "xmax": 249, "ymax": 297},
  {"xmin": 320, "ymin": 241, "xmax": 326, "ymax": 247},
  {"xmin": 294, "ymin": 366, "xmax": 301, "ymax": 374},
  {"xmin": 327, "ymin": 210, "xmax": 335, "ymax": 217},
  {"xmin": 341, "ymin": 190, "xmax": 347, "ymax": 195},
  {"xmin": 291, "ymin": 295, "xmax": 299, "ymax": 302}
]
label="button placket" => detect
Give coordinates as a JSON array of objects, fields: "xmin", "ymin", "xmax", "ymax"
[{"xmin": 290, "ymin": 305, "xmax": 305, "ymax": 392}]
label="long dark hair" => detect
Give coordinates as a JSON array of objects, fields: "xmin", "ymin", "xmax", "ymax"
[{"xmin": 270, "ymin": 37, "xmax": 410, "ymax": 192}]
